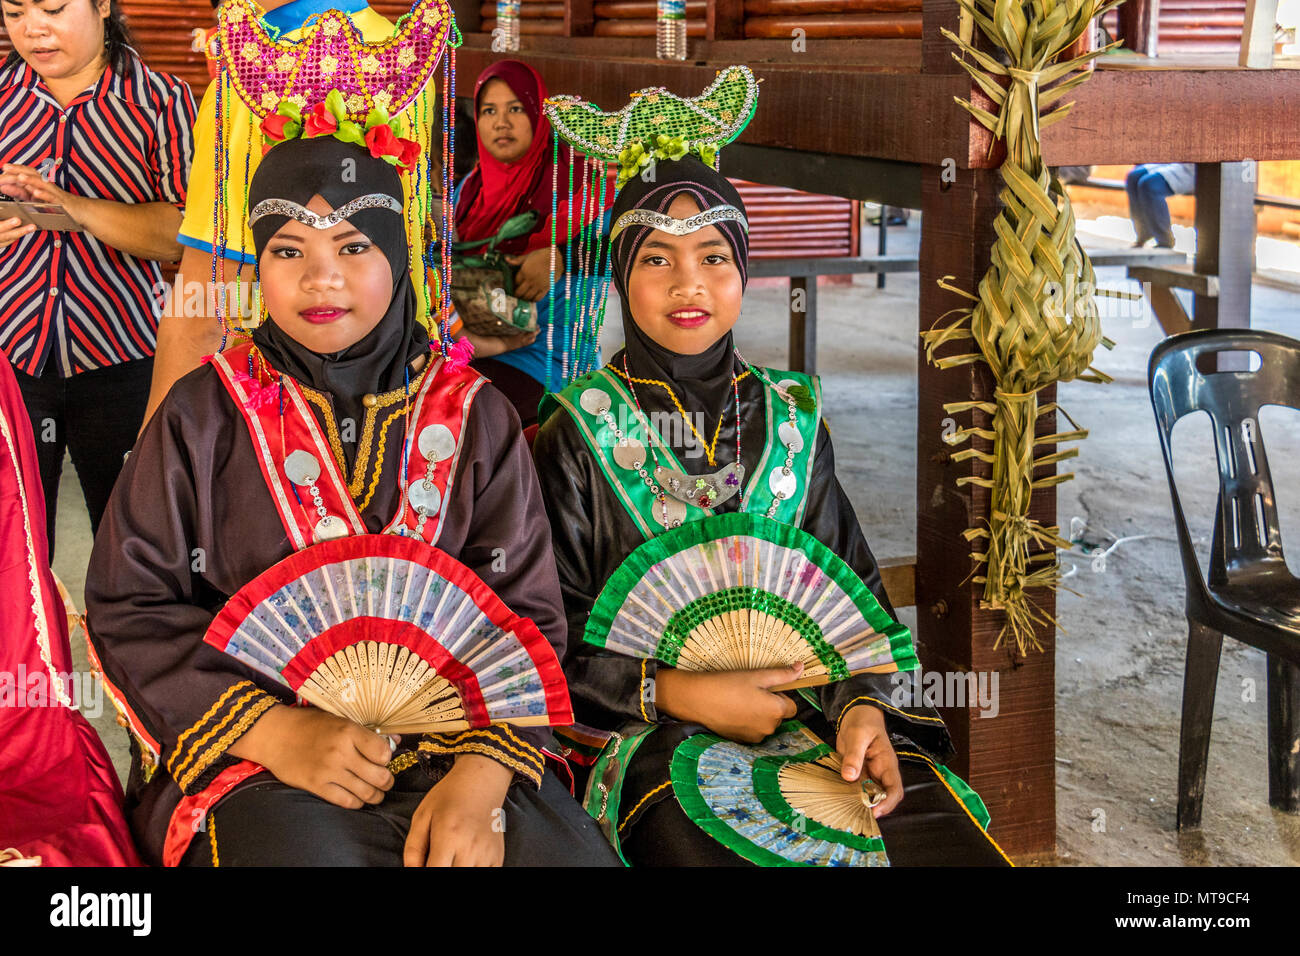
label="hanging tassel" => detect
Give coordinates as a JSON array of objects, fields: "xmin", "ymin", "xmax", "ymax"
[{"xmin": 443, "ymin": 336, "xmax": 474, "ymax": 374}]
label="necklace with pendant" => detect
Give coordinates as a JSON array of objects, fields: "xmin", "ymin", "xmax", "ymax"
[{"xmin": 620, "ymin": 354, "xmax": 744, "ymax": 511}]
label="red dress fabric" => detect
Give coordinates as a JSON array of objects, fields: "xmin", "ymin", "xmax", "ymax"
[{"xmin": 0, "ymin": 356, "xmax": 139, "ymax": 866}]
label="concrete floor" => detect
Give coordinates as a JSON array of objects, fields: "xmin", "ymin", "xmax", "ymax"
[{"xmin": 53, "ymin": 214, "xmax": 1300, "ymax": 866}]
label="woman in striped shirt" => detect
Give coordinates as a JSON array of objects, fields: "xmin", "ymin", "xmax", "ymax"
[{"xmin": 0, "ymin": 0, "xmax": 195, "ymax": 557}]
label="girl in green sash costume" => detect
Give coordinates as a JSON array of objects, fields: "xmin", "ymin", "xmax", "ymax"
[{"xmin": 534, "ymin": 155, "xmax": 1011, "ymax": 866}]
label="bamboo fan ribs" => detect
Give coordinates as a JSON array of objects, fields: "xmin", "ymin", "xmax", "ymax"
[
  {"xmin": 671, "ymin": 721, "xmax": 890, "ymax": 866},
  {"xmin": 204, "ymin": 534, "xmax": 573, "ymax": 734},
  {"xmin": 585, "ymin": 513, "xmax": 916, "ymax": 689}
]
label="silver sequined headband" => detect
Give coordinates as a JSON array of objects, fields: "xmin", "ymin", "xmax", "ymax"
[
  {"xmin": 610, "ymin": 204, "xmax": 749, "ymax": 244},
  {"xmin": 248, "ymin": 194, "xmax": 403, "ymax": 229}
]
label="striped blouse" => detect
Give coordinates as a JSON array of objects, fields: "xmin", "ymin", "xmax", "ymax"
[{"xmin": 0, "ymin": 50, "xmax": 196, "ymax": 377}]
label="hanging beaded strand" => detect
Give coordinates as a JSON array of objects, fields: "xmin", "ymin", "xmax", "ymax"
[
  {"xmin": 212, "ymin": 68, "xmax": 228, "ymax": 349},
  {"xmin": 546, "ymin": 134, "xmax": 559, "ymax": 393},
  {"xmin": 561, "ymin": 158, "xmax": 575, "ymax": 384},
  {"xmin": 440, "ymin": 39, "xmax": 458, "ymax": 345},
  {"xmin": 581, "ymin": 158, "xmax": 612, "ymax": 376},
  {"xmin": 569, "ymin": 155, "xmax": 594, "ymax": 368}
]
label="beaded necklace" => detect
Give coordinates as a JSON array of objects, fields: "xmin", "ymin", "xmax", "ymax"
[
  {"xmin": 610, "ymin": 363, "xmax": 750, "ymax": 468},
  {"xmin": 620, "ymin": 353, "xmax": 744, "ymax": 511}
]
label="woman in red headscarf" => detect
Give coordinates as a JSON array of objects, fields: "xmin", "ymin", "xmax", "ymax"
[{"xmin": 453, "ymin": 59, "xmax": 607, "ymax": 427}]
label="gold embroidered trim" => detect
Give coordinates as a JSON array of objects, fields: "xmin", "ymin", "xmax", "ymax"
[
  {"xmin": 618, "ymin": 780, "xmax": 671, "ymax": 833},
  {"xmin": 422, "ymin": 726, "xmax": 545, "ymax": 773},
  {"xmin": 836, "ymin": 694, "xmax": 947, "ymax": 735},
  {"xmin": 178, "ymin": 694, "xmax": 277, "ymax": 792},
  {"xmin": 300, "ymin": 368, "xmax": 426, "ymax": 507},
  {"xmin": 455, "ymin": 728, "xmax": 545, "ymax": 774},
  {"xmin": 387, "ymin": 751, "xmax": 420, "ymax": 774},
  {"xmin": 208, "ymin": 810, "xmax": 219, "ymax": 867},
  {"xmin": 894, "ymin": 750, "xmax": 1014, "ymax": 866},
  {"xmin": 169, "ymin": 681, "xmax": 256, "ymax": 777},
  {"xmin": 638, "ymin": 658, "xmax": 651, "ymax": 723},
  {"xmin": 417, "ymin": 739, "xmax": 542, "ymax": 787},
  {"xmin": 491, "ymin": 725, "xmax": 547, "ymax": 771}
]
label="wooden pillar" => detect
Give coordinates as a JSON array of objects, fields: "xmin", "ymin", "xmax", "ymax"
[
  {"xmin": 918, "ymin": 0, "xmax": 1057, "ymax": 857},
  {"xmin": 1193, "ymin": 162, "xmax": 1255, "ymax": 335}
]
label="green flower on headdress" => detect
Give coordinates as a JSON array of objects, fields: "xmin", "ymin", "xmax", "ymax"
[
  {"xmin": 654, "ymin": 134, "xmax": 689, "ymax": 161},
  {"xmin": 697, "ymin": 144, "xmax": 717, "ymax": 167}
]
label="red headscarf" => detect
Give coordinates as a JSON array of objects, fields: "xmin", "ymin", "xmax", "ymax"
[{"xmin": 454, "ymin": 59, "xmax": 599, "ymax": 256}]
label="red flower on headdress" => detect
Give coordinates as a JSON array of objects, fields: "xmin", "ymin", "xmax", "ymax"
[
  {"xmin": 396, "ymin": 136, "xmax": 422, "ymax": 173},
  {"xmin": 365, "ymin": 123, "xmax": 402, "ymax": 161},
  {"xmin": 261, "ymin": 112, "xmax": 293, "ymax": 142},
  {"xmin": 303, "ymin": 102, "xmax": 339, "ymax": 138}
]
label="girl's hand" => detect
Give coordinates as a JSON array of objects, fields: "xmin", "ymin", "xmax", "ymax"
[
  {"xmin": 229, "ymin": 704, "xmax": 395, "ymax": 809},
  {"xmin": 404, "ymin": 753, "xmax": 513, "ymax": 866},
  {"xmin": 835, "ymin": 704, "xmax": 903, "ymax": 818},
  {"xmin": 461, "ymin": 328, "xmax": 538, "ymax": 359},
  {"xmin": 0, "ymin": 164, "xmax": 84, "ymax": 224},
  {"xmin": 504, "ymin": 246, "xmax": 555, "ymax": 301},
  {"xmin": 654, "ymin": 664, "xmax": 802, "ymax": 743}
]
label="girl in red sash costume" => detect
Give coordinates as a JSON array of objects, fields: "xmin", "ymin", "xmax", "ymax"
[{"xmin": 85, "ymin": 135, "xmax": 617, "ymax": 867}]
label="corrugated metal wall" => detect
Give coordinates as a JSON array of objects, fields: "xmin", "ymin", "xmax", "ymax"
[
  {"xmin": 1102, "ymin": 0, "xmax": 1247, "ymax": 54},
  {"xmin": 732, "ymin": 181, "xmax": 860, "ymax": 259}
]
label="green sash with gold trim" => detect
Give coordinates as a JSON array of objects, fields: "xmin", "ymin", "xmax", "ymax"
[{"xmin": 543, "ymin": 365, "xmax": 822, "ymax": 539}]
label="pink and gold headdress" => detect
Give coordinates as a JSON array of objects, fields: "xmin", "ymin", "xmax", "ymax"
[{"xmin": 209, "ymin": 0, "xmax": 462, "ymax": 361}]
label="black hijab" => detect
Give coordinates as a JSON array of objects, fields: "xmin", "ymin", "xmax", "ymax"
[
  {"xmin": 608, "ymin": 155, "xmax": 749, "ymax": 415},
  {"xmin": 248, "ymin": 137, "xmax": 428, "ymax": 466}
]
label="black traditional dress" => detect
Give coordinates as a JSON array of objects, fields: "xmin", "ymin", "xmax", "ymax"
[
  {"xmin": 532, "ymin": 153, "xmax": 1008, "ymax": 866},
  {"xmin": 84, "ymin": 136, "xmax": 618, "ymax": 867}
]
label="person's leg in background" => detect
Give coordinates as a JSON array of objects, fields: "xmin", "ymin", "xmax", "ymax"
[
  {"xmin": 11, "ymin": 361, "xmax": 68, "ymax": 557},
  {"xmin": 63, "ymin": 358, "xmax": 154, "ymax": 540},
  {"xmin": 1126, "ymin": 164, "xmax": 1154, "ymax": 246},
  {"xmin": 1137, "ymin": 169, "xmax": 1177, "ymax": 248},
  {"xmin": 1128, "ymin": 167, "xmax": 1176, "ymax": 248}
]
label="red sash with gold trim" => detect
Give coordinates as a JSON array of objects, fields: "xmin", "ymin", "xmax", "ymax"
[{"xmin": 210, "ymin": 342, "xmax": 485, "ymax": 549}]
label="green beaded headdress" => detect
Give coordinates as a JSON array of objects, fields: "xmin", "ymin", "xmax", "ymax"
[{"xmin": 538, "ymin": 66, "xmax": 760, "ymax": 387}]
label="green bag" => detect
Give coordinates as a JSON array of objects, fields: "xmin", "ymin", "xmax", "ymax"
[{"xmin": 450, "ymin": 210, "xmax": 541, "ymax": 338}]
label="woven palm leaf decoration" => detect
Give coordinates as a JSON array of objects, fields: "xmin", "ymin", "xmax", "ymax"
[
  {"xmin": 585, "ymin": 512, "xmax": 917, "ymax": 690},
  {"xmin": 204, "ymin": 534, "xmax": 573, "ymax": 734},
  {"xmin": 671, "ymin": 720, "xmax": 889, "ymax": 866},
  {"xmin": 920, "ymin": 0, "xmax": 1121, "ymax": 654},
  {"xmin": 536, "ymin": 66, "xmax": 760, "ymax": 387}
]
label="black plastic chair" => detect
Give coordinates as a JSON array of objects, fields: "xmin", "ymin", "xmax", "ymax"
[{"xmin": 1149, "ymin": 328, "xmax": 1300, "ymax": 829}]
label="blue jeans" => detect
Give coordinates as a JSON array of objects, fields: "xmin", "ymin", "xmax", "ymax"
[{"xmin": 1125, "ymin": 165, "xmax": 1177, "ymax": 247}]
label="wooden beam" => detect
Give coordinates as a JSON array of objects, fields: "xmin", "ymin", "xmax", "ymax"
[
  {"xmin": 722, "ymin": 144, "xmax": 923, "ymax": 206},
  {"xmin": 454, "ymin": 36, "xmax": 1300, "ymax": 165},
  {"xmin": 565, "ymin": 0, "xmax": 595, "ymax": 36},
  {"xmin": 707, "ymin": 0, "xmax": 745, "ymax": 40},
  {"xmin": 1128, "ymin": 263, "xmax": 1221, "ymax": 298},
  {"xmin": 917, "ymin": 165, "xmax": 1057, "ymax": 856}
]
